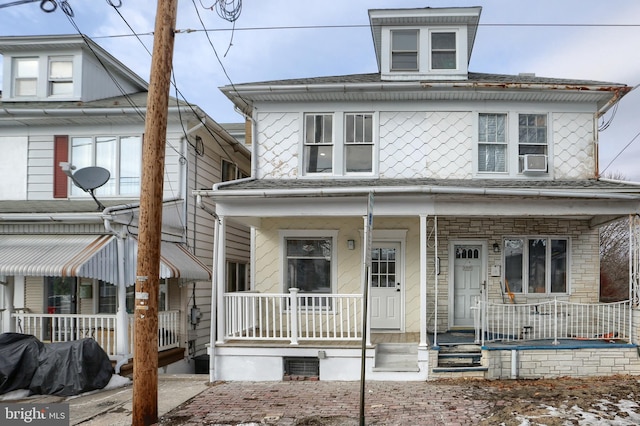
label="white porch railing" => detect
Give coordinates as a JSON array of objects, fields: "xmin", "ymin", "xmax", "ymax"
[
  {"xmin": 12, "ymin": 310, "xmax": 181, "ymax": 360},
  {"xmin": 224, "ymin": 289, "xmax": 364, "ymax": 344},
  {"xmin": 473, "ymin": 299, "xmax": 632, "ymax": 346}
]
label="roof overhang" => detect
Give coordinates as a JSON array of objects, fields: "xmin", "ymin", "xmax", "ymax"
[{"xmin": 221, "ymin": 80, "xmax": 629, "ymax": 118}]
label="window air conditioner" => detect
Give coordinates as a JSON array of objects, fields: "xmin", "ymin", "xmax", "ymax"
[{"xmin": 523, "ymin": 154, "xmax": 547, "ymax": 173}]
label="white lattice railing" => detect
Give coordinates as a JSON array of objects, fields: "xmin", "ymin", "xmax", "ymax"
[
  {"xmin": 224, "ymin": 288, "xmax": 364, "ymax": 344},
  {"xmin": 473, "ymin": 299, "xmax": 632, "ymax": 346},
  {"xmin": 12, "ymin": 310, "xmax": 181, "ymax": 360}
]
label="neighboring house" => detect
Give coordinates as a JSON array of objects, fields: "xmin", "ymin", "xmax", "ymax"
[
  {"xmin": 0, "ymin": 34, "xmax": 251, "ymax": 374},
  {"xmin": 197, "ymin": 6, "xmax": 640, "ymax": 381}
]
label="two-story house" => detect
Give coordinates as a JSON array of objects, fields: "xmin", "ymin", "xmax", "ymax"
[
  {"xmin": 0, "ymin": 34, "xmax": 251, "ymax": 374},
  {"xmin": 196, "ymin": 6, "xmax": 640, "ymax": 382}
]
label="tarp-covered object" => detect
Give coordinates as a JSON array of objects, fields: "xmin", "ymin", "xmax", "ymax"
[
  {"xmin": 0, "ymin": 333, "xmax": 44, "ymax": 394},
  {"xmin": 29, "ymin": 338, "xmax": 113, "ymax": 396},
  {"xmin": 0, "ymin": 333, "xmax": 113, "ymax": 396}
]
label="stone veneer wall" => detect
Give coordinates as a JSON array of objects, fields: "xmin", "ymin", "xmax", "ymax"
[{"xmin": 484, "ymin": 346, "xmax": 640, "ymax": 379}]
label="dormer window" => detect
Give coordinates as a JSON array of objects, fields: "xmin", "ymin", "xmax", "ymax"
[
  {"xmin": 13, "ymin": 57, "xmax": 38, "ymax": 97},
  {"xmin": 391, "ymin": 30, "xmax": 418, "ymax": 71},
  {"xmin": 431, "ymin": 32, "xmax": 456, "ymax": 70},
  {"xmin": 48, "ymin": 57, "xmax": 73, "ymax": 96}
]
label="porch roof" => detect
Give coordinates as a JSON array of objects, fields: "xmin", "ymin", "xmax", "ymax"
[
  {"xmin": 0, "ymin": 234, "xmax": 118, "ymax": 282},
  {"xmin": 0, "ymin": 234, "xmax": 212, "ymax": 284},
  {"xmin": 196, "ymin": 178, "xmax": 640, "ymax": 227}
]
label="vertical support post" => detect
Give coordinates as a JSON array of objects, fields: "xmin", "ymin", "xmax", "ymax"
[
  {"xmin": 419, "ymin": 215, "xmax": 428, "ymax": 348},
  {"xmin": 553, "ymin": 298, "xmax": 559, "ymax": 345},
  {"xmin": 216, "ymin": 216, "xmax": 226, "ymax": 344},
  {"xmin": 132, "ymin": 1, "xmax": 177, "ymax": 425},
  {"xmin": 289, "ymin": 288, "xmax": 299, "ymax": 345},
  {"xmin": 433, "ymin": 216, "xmax": 439, "ymax": 347}
]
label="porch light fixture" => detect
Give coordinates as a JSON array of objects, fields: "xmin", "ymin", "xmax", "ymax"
[
  {"xmin": 347, "ymin": 239, "xmax": 355, "ymax": 250},
  {"xmin": 493, "ymin": 242, "xmax": 501, "ymax": 253}
]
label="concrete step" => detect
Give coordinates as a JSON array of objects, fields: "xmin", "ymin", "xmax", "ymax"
[{"xmin": 373, "ymin": 343, "xmax": 419, "ymax": 372}]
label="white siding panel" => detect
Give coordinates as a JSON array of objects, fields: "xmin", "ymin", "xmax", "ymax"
[
  {"xmin": 0, "ymin": 136, "xmax": 28, "ymax": 200},
  {"xmin": 379, "ymin": 111, "xmax": 429, "ymax": 178},
  {"xmin": 256, "ymin": 112, "xmax": 299, "ymax": 179},
  {"xmin": 27, "ymin": 135, "xmax": 54, "ymax": 200},
  {"xmin": 553, "ymin": 113, "xmax": 594, "ymax": 179},
  {"xmin": 425, "ymin": 111, "xmax": 473, "ymax": 179}
]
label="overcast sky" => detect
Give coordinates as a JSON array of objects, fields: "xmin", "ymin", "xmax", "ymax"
[{"xmin": 1, "ymin": 0, "xmax": 639, "ymax": 180}]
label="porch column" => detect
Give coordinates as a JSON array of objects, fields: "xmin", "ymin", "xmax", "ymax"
[
  {"xmin": 115, "ymin": 235, "xmax": 129, "ymax": 356},
  {"xmin": 215, "ymin": 215, "xmax": 227, "ymax": 345},
  {"xmin": 1, "ymin": 277, "xmax": 14, "ymax": 332},
  {"xmin": 419, "ymin": 215, "xmax": 428, "ymax": 348}
]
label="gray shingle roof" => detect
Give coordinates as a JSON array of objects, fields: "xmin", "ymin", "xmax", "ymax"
[
  {"xmin": 216, "ymin": 178, "xmax": 640, "ymax": 193},
  {"xmin": 225, "ymin": 72, "xmax": 626, "ymax": 89}
]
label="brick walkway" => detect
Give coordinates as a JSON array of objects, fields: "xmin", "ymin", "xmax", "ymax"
[{"xmin": 159, "ymin": 381, "xmax": 491, "ymax": 425}]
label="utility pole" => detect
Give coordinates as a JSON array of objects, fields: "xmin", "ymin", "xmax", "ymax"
[{"xmin": 132, "ymin": 1, "xmax": 178, "ymax": 425}]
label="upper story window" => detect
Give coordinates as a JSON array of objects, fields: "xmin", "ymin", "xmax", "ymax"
[
  {"xmin": 478, "ymin": 113, "xmax": 507, "ymax": 173},
  {"xmin": 13, "ymin": 57, "xmax": 38, "ymax": 97},
  {"xmin": 304, "ymin": 114, "xmax": 333, "ymax": 174},
  {"xmin": 431, "ymin": 32, "xmax": 456, "ymax": 70},
  {"xmin": 518, "ymin": 114, "xmax": 548, "ymax": 173},
  {"xmin": 303, "ymin": 112, "xmax": 377, "ymax": 177},
  {"xmin": 345, "ymin": 113, "xmax": 373, "ymax": 173},
  {"xmin": 222, "ymin": 159, "xmax": 248, "ymax": 182},
  {"xmin": 10, "ymin": 55, "xmax": 75, "ymax": 99},
  {"xmin": 504, "ymin": 237, "xmax": 568, "ymax": 295},
  {"xmin": 391, "ymin": 30, "xmax": 418, "ymax": 71},
  {"xmin": 477, "ymin": 112, "xmax": 550, "ymax": 176},
  {"xmin": 70, "ymin": 135, "xmax": 142, "ymax": 196},
  {"xmin": 48, "ymin": 57, "xmax": 73, "ymax": 96}
]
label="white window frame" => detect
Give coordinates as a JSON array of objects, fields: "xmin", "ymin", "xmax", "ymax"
[
  {"xmin": 503, "ymin": 236, "xmax": 570, "ymax": 295},
  {"xmin": 429, "ymin": 30, "xmax": 457, "ymax": 71},
  {"xmin": 279, "ymin": 230, "xmax": 338, "ymax": 296},
  {"xmin": 474, "ymin": 111, "xmax": 552, "ymax": 178},
  {"xmin": 390, "ymin": 29, "xmax": 419, "ymax": 71},
  {"xmin": 69, "ymin": 135, "xmax": 142, "ymax": 197},
  {"xmin": 12, "ymin": 57, "xmax": 39, "ymax": 98},
  {"xmin": 301, "ymin": 111, "xmax": 378, "ymax": 177},
  {"xmin": 222, "ymin": 159, "xmax": 248, "ymax": 182},
  {"xmin": 477, "ymin": 113, "xmax": 508, "ymax": 174},
  {"xmin": 226, "ymin": 261, "xmax": 249, "ymax": 292},
  {"xmin": 303, "ymin": 113, "xmax": 334, "ymax": 174},
  {"xmin": 518, "ymin": 113, "xmax": 549, "ymax": 173},
  {"xmin": 344, "ymin": 112, "xmax": 375, "ymax": 175},
  {"xmin": 48, "ymin": 56, "xmax": 74, "ymax": 97}
]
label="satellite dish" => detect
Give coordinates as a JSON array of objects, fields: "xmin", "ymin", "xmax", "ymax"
[
  {"xmin": 69, "ymin": 166, "xmax": 111, "ymax": 211},
  {"xmin": 72, "ymin": 166, "xmax": 110, "ymax": 191}
]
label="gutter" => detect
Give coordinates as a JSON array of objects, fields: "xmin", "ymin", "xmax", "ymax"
[{"xmin": 194, "ymin": 184, "xmax": 640, "ymax": 201}]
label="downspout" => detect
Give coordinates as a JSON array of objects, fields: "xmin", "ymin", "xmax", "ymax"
[
  {"xmin": 103, "ymin": 214, "xmax": 130, "ymax": 374},
  {"xmin": 181, "ymin": 117, "xmax": 206, "ymax": 246}
]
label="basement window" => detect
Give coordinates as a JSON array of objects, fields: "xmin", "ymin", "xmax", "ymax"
[{"xmin": 284, "ymin": 357, "xmax": 319, "ymax": 378}]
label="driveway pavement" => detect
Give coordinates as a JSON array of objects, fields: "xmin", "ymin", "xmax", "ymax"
[{"xmin": 158, "ymin": 380, "xmax": 490, "ymax": 425}]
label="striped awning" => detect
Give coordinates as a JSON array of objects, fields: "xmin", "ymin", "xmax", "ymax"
[
  {"xmin": 0, "ymin": 234, "xmax": 118, "ymax": 282},
  {"xmin": 0, "ymin": 234, "xmax": 212, "ymax": 284}
]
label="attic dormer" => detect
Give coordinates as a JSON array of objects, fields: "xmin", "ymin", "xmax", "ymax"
[
  {"xmin": 0, "ymin": 34, "xmax": 147, "ymax": 103},
  {"xmin": 369, "ymin": 6, "xmax": 482, "ymax": 81}
]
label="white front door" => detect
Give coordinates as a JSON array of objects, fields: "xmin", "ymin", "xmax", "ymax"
[
  {"xmin": 452, "ymin": 244, "xmax": 483, "ymax": 328},
  {"xmin": 370, "ymin": 242, "xmax": 402, "ymax": 330}
]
